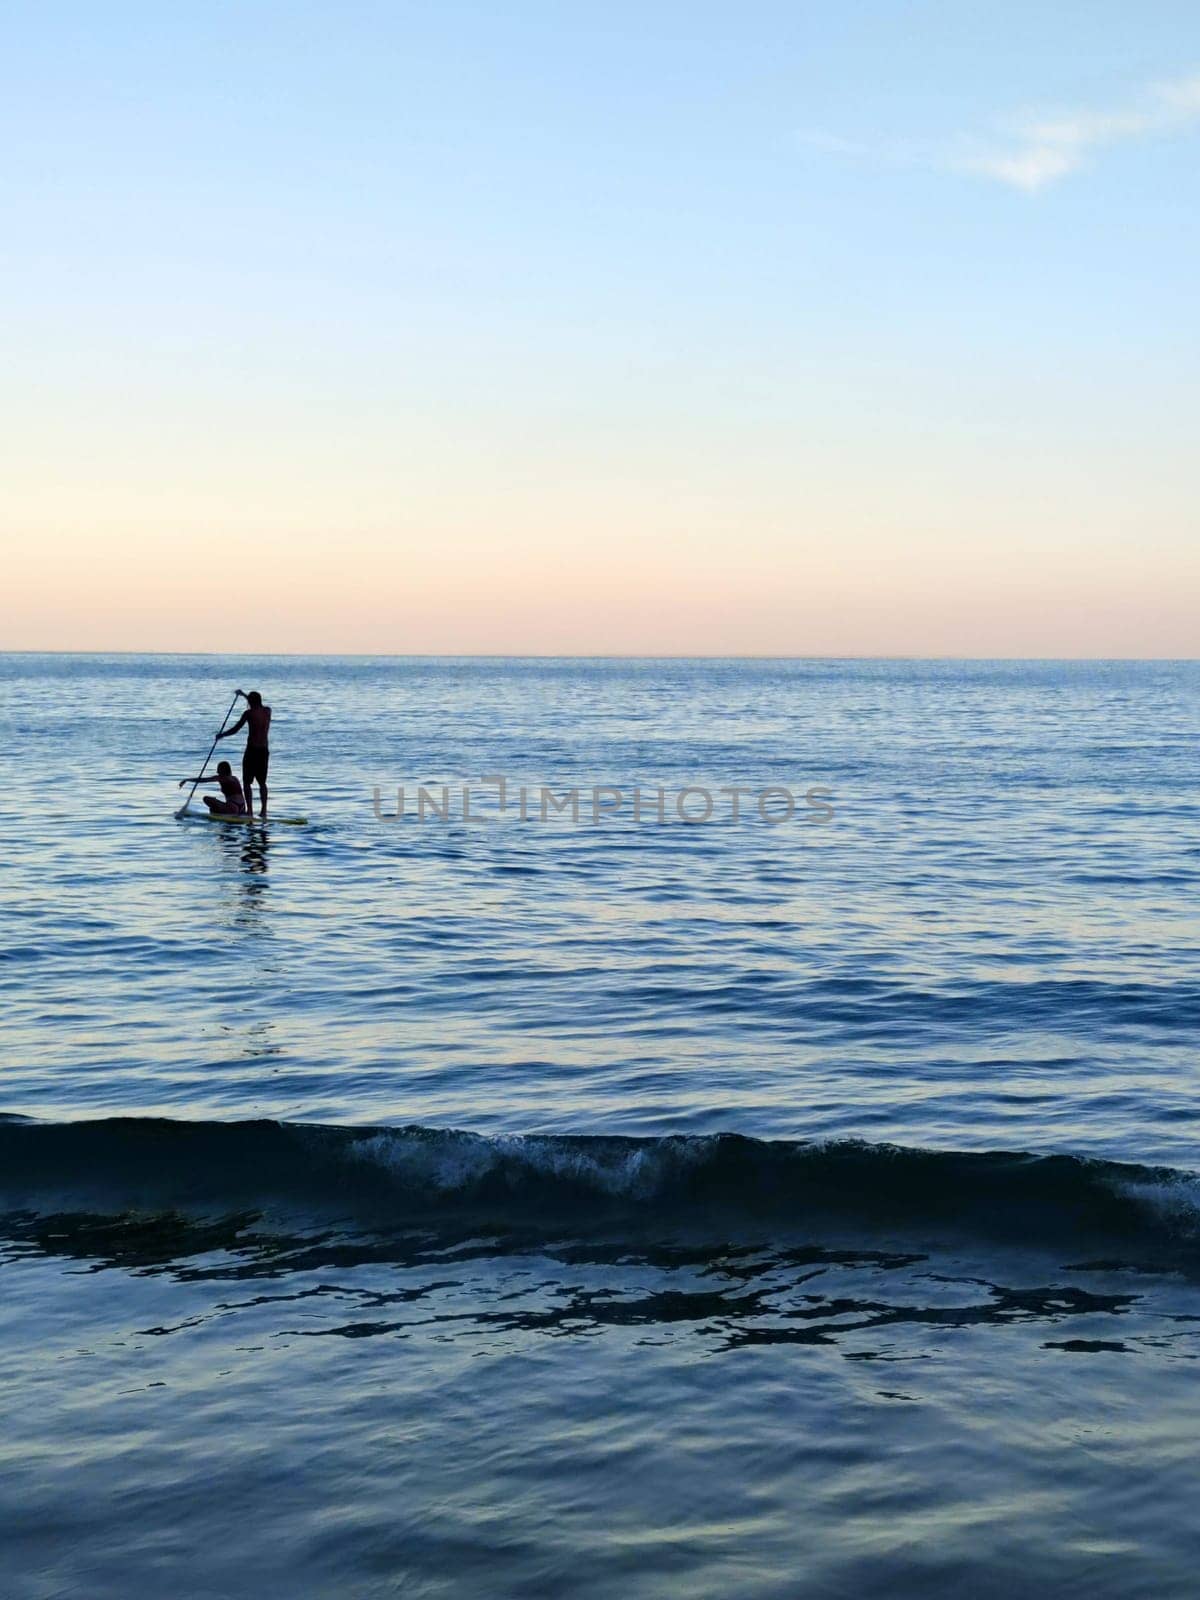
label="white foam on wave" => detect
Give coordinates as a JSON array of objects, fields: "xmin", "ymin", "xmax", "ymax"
[
  {"xmin": 344, "ymin": 1129, "xmax": 709, "ymax": 1199},
  {"xmin": 1116, "ymin": 1176, "xmax": 1200, "ymax": 1236}
]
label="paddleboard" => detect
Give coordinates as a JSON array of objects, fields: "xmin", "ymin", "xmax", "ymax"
[{"xmin": 179, "ymin": 808, "xmax": 308, "ymax": 827}]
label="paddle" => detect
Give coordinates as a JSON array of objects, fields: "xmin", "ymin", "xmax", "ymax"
[{"xmin": 175, "ymin": 691, "xmax": 242, "ymax": 819}]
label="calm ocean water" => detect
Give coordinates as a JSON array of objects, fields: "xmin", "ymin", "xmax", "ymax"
[{"xmin": 2, "ymin": 654, "xmax": 1199, "ymax": 1598}]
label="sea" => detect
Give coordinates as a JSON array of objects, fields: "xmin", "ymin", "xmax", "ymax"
[{"xmin": 2, "ymin": 653, "xmax": 1199, "ymax": 1599}]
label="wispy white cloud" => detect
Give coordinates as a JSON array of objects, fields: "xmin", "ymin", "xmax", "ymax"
[
  {"xmin": 800, "ymin": 71, "xmax": 1200, "ymax": 193},
  {"xmin": 962, "ymin": 72, "xmax": 1200, "ymax": 190}
]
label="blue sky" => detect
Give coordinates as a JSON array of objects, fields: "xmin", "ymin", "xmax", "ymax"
[{"xmin": 3, "ymin": 2, "xmax": 1197, "ymax": 652}]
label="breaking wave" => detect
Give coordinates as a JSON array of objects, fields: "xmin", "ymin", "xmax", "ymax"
[{"xmin": 2, "ymin": 1116, "xmax": 1199, "ymax": 1259}]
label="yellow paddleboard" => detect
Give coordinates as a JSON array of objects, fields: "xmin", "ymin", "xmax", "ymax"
[{"xmin": 182, "ymin": 809, "xmax": 308, "ymax": 827}]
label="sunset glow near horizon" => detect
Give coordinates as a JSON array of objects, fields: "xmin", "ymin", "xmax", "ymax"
[{"xmin": 3, "ymin": 3, "xmax": 1198, "ymax": 657}]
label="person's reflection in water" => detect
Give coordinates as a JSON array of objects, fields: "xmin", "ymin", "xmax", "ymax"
[
  {"xmin": 240, "ymin": 824, "xmax": 269, "ymax": 881},
  {"xmin": 212, "ymin": 821, "xmax": 271, "ymax": 931},
  {"xmin": 238, "ymin": 825, "xmax": 270, "ymax": 929}
]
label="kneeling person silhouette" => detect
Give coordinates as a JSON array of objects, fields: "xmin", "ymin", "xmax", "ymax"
[{"xmin": 179, "ymin": 759, "xmax": 248, "ymax": 816}]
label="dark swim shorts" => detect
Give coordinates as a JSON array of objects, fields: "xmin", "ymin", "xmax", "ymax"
[{"xmin": 243, "ymin": 746, "xmax": 270, "ymax": 786}]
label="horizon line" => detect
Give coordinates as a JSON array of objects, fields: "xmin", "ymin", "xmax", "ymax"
[{"xmin": 2, "ymin": 650, "xmax": 1196, "ymax": 664}]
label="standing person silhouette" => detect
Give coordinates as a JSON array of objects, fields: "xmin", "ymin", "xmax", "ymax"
[{"xmin": 217, "ymin": 689, "xmax": 272, "ymax": 819}]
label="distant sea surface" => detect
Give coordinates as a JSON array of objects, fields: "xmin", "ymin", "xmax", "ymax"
[{"xmin": 3, "ymin": 654, "xmax": 1199, "ymax": 1598}]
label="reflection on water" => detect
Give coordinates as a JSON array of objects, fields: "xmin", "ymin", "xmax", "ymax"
[
  {"xmin": 210, "ymin": 820, "xmax": 271, "ymax": 929},
  {"xmin": 3, "ymin": 1197, "xmax": 1194, "ymax": 1600},
  {"xmin": 0, "ymin": 1207, "xmax": 1157, "ymax": 1356},
  {"xmin": 6, "ymin": 1210, "xmax": 1197, "ymax": 1600},
  {"xmin": 239, "ymin": 824, "xmax": 270, "ymax": 879}
]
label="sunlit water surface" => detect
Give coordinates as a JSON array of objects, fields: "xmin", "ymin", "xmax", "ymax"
[{"xmin": 2, "ymin": 655, "xmax": 1198, "ymax": 1597}]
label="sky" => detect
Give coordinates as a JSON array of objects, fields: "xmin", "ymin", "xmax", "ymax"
[{"xmin": 2, "ymin": 1, "xmax": 1197, "ymax": 655}]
